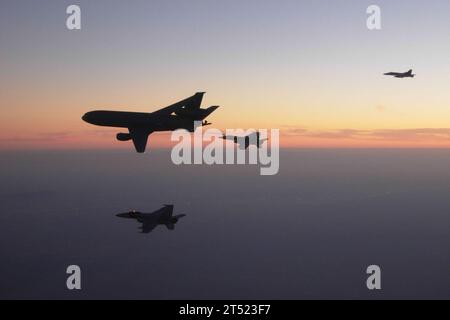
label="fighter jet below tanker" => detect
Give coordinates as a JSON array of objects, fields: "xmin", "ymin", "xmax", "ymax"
[{"xmin": 116, "ymin": 205, "xmax": 185, "ymax": 234}]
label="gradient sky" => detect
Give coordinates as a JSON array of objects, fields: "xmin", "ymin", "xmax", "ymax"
[{"xmin": 1, "ymin": 0, "xmax": 450, "ymax": 149}]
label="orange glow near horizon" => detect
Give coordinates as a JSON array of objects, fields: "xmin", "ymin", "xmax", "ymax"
[
  {"xmin": 2, "ymin": 1, "xmax": 450, "ymax": 150},
  {"xmin": 2, "ymin": 86, "xmax": 450, "ymax": 150},
  {"xmin": 3, "ymin": 125, "xmax": 450, "ymax": 151}
]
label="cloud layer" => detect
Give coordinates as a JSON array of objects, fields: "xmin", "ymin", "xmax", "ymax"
[{"xmin": 283, "ymin": 127, "xmax": 450, "ymax": 142}]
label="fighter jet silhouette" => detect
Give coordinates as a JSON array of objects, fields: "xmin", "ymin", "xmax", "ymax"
[
  {"xmin": 222, "ymin": 131, "xmax": 268, "ymax": 150},
  {"xmin": 384, "ymin": 69, "xmax": 415, "ymax": 78},
  {"xmin": 116, "ymin": 205, "xmax": 186, "ymax": 234},
  {"xmin": 82, "ymin": 92, "xmax": 219, "ymax": 153}
]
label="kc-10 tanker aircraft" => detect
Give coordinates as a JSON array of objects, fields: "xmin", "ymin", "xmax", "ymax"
[{"xmin": 82, "ymin": 92, "xmax": 219, "ymax": 153}]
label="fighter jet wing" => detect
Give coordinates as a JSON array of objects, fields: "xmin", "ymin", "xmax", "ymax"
[
  {"xmin": 141, "ymin": 220, "xmax": 158, "ymax": 233},
  {"xmin": 129, "ymin": 127, "xmax": 152, "ymax": 153},
  {"xmin": 151, "ymin": 92, "xmax": 205, "ymax": 116}
]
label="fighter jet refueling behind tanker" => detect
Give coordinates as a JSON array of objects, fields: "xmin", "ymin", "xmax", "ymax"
[{"xmin": 222, "ymin": 131, "xmax": 268, "ymax": 150}]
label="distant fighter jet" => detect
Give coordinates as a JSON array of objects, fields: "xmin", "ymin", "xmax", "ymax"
[
  {"xmin": 222, "ymin": 131, "xmax": 268, "ymax": 150},
  {"xmin": 384, "ymin": 69, "xmax": 415, "ymax": 78},
  {"xmin": 82, "ymin": 92, "xmax": 219, "ymax": 153},
  {"xmin": 116, "ymin": 205, "xmax": 186, "ymax": 234}
]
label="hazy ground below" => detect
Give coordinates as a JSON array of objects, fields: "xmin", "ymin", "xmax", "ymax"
[{"xmin": 1, "ymin": 149, "xmax": 449, "ymax": 299}]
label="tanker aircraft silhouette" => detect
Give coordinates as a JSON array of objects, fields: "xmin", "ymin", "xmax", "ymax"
[
  {"xmin": 222, "ymin": 131, "xmax": 268, "ymax": 150},
  {"xmin": 116, "ymin": 205, "xmax": 186, "ymax": 234},
  {"xmin": 82, "ymin": 92, "xmax": 219, "ymax": 153},
  {"xmin": 384, "ymin": 69, "xmax": 415, "ymax": 78}
]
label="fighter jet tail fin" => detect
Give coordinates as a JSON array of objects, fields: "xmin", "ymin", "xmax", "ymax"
[{"xmin": 161, "ymin": 204, "xmax": 174, "ymax": 220}]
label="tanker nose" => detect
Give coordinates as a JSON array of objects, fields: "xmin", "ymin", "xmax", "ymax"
[
  {"xmin": 82, "ymin": 111, "xmax": 95, "ymax": 122},
  {"xmin": 82, "ymin": 112, "xmax": 91, "ymax": 122}
]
